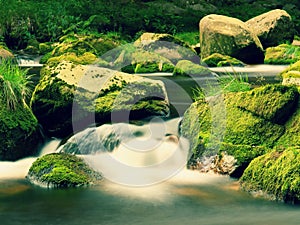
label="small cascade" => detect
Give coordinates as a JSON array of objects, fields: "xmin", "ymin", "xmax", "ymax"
[
  {"xmin": 0, "ymin": 138, "xmax": 61, "ymax": 179},
  {"xmin": 58, "ymin": 117, "xmax": 190, "ymax": 186}
]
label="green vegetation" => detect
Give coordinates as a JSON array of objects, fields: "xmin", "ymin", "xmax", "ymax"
[
  {"xmin": 181, "ymin": 84, "xmax": 298, "ymax": 173},
  {"xmin": 240, "ymin": 147, "xmax": 300, "ymax": 203},
  {"xmin": 264, "ymin": 44, "xmax": 300, "ymax": 65},
  {"xmin": 0, "ymin": 59, "xmax": 32, "ymax": 110},
  {"xmin": 173, "ymin": 60, "xmax": 211, "ymax": 77},
  {"xmin": 202, "ymin": 53, "xmax": 246, "ymax": 67},
  {"xmin": 27, "ymin": 153, "xmax": 102, "ymax": 188}
]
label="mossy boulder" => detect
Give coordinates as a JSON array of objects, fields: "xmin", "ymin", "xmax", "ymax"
[
  {"xmin": 246, "ymin": 9, "xmax": 295, "ymax": 48},
  {"xmin": 264, "ymin": 44, "xmax": 300, "ymax": 65},
  {"xmin": 41, "ymin": 34, "xmax": 121, "ymax": 64},
  {"xmin": 26, "ymin": 153, "xmax": 102, "ymax": 188},
  {"xmin": 31, "ymin": 61, "xmax": 169, "ymax": 137},
  {"xmin": 118, "ymin": 50, "xmax": 175, "ymax": 74},
  {"xmin": 199, "ymin": 14, "xmax": 264, "ymax": 64},
  {"xmin": 276, "ymin": 98, "xmax": 300, "ymax": 148},
  {"xmin": 202, "ymin": 53, "xmax": 246, "ymax": 67},
  {"xmin": 280, "ymin": 60, "xmax": 300, "ymax": 85},
  {"xmin": 173, "ymin": 60, "xmax": 211, "ymax": 76},
  {"xmin": 180, "ymin": 84, "xmax": 298, "ymax": 176},
  {"xmin": 134, "ymin": 32, "xmax": 197, "ymax": 64},
  {"xmin": 0, "ymin": 102, "xmax": 41, "ymax": 161},
  {"xmin": 240, "ymin": 147, "xmax": 300, "ymax": 204}
]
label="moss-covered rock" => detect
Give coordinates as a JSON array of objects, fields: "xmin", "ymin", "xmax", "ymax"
[
  {"xmin": 276, "ymin": 98, "xmax": 300, "ymax": 148},
  {"xmin": 199, "ymin": 14, "xmax": 264, "ymax": 64},
  {"xmin": 26, "ymin": 153, "xmax": 102, "ymax": 188},
  {"xmin": 134, "ymin": 32, "xmax": 197, "ymax": 64},
  {"xmin": 181, "ymin": 84, "xmax": 298, "ymax": 176},
  {"xmin": 31, "ymin": 61, "xmax": 169, "ymax": 137},
  {"xmin": 0, "ymin": 103, "xmax": 41, "ymax": 161},
  {"xmin": 173, "ymin": 60, "xmax": 211, "ymax": 76},
  {"xmin": 240, "ymin": 147, "xmax": 300, "ymax": 203},
  {"xmin": 246, "ymin": 9, "xmax": 295, "ymax": 48},
  {"xmin": 264, "ymin": 44, "xmax": 300, "ymax": 65},
  {"xmin": 41, "ymin": 33, "xmax": 121, "ymax": 64},
  {"xmin": 280, "ymin": 60, "xmax": 300, "ymax": 85},
  {"xmin": 202, "ymin": 53, "xmax": 246, "ymax": 67},
  {"xmin": 119, "ymin": 50, "xmax": 175, "ymax": 74}
]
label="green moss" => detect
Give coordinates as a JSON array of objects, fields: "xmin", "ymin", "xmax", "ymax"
[
  {"xmin": 276, "ymin": 99, "xmax": 300, "ymax": 147},
  {"xmin": 47, "ymin": 52, "xmax": 97, "ymax": 65},
  {"xmin": 202, "ymin": 53, "xmax": 246, "ymax": 67},
  {"xmin": 264, "ymin": 44, "xmax": 300, "ymax": 65},
  {"xmin": 240, "ymin": 147, "xmax": 300, "ymax": 203},
  {"xmin": 181, "ymin": 84, "xmax": 295, "ymax": 170},
  {"xmin": 232, "ymin": 84, "xmax": 299, "ymax": 124},
  {"xmin": 39, "ymin": 42, "xmax": 53, "ymax": 55},
  {"xmin": 27, "ymin": 153, "xmax": 101, "ymax": 188},
  {"xmin": 120, "ymin": 50, "xmax": 175, "ymax": 74},
  {"xmin": 173, "ymin": 60, "xmax": 211, "ymax": 76},
  {"xmin": 280, "ymin": 60, "xmax": 300, "ymax": 78}
]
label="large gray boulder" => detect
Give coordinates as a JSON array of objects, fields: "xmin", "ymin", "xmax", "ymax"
[
  {"xmin": 246, "ymin": 9, "xmax": 295, "ymax": 48},
  {"xmin": 31, "ymin": 61, "xmax": 170, "ymax": 138},
  {"xmin": 199, "ymin": 14, "xmax": 264, "ymax": 64}
]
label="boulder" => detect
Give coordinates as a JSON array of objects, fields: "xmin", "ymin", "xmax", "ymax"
[
  {"xmin": 264, "ymin": 44, "xmax": 300, "ymax": 65},
  {"xmin": 246, "ymin": 9, "xmax": 295, "ymax": 48},
  {"xmin": 117, "ymin": 49, "xmax": 175, "ymax": 74},
  {"xmin": 240, "ymin": 147, "xmax": 300, "ymax": 204},
  {"xmin": 26, "ymin": 153, "xmax": 102, "ymax": 188},
  {"xmin": 280, "ymin": 60, "xmax": 300, "ymax": 86},
  {"xmin": 134, "ymin": 32, "xmax": 197, "ymax": 64},
  {"xmin": 199, "ymin": 14, "xmax": 264, "ymax": 64},
  {"xmin": 30, "ymin": 61, "xmax": 170, "ymax": 138},
  {"xmin": 181, "ymin": 84, "xmax": 299, "ymax": 176},
  {"xmin": 202, "ymin": 53, "xmax": 246, "ymax": 67},
  {"xmin": 173, "ymin": 60, "xmax": 212, "ymax": 76}
]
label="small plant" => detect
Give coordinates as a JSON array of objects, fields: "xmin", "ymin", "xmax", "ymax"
[
  {"xmin": 192, "ymin": 70, "xmax": 251, "ymax": 101},
  {"xmin": 0, "ymin": 59, "xmax": 32, "ymax": 110}
]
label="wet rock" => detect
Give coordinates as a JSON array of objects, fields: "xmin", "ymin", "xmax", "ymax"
[{"xmin": 26, "ymin": 153, "xmax": 102, "ymax": 188}]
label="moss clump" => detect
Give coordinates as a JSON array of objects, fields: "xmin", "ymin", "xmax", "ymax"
[
  {"xmin": 276, "ymin": 99, "xmax": 300, "ymax": 148},
  {"xmin": 173, "ymin": 60, "xmax": 211, "ymax": 76},
  {"xmin": 202, "ymin": 53, "xmax": 246, "ymax": 67},
  {"xmin": 181, "ymin": 84, "xmax": 297, "ymax": 174},
  {"xmin": 232, "ymin": 84, "xmax": 299, "ymax": 124},
  {"xmin": 120, "ymin": 50, "xmax": 175, "ymax": 74},
  {"xmin": 27, "ymin": 153, "xmax": 102, "ymax": 188},
  {"xmin": 240, "ymin": 147, "xmax": 300, "ymax": 203},
  {"xmin": 47, "ymin": 52, "xmax": 97, "ymax": 65},
  {"xmin": 264, "ymin": 44, "xmax": 300, "ymax": 65},
  {"xmin": 280, "ymin": 60, "xmax": 300, "ymax": 79}
]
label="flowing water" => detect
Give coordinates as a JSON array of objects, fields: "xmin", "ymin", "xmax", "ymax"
[
  {"xmin": 1, "ymin": 119, "xmax": 300, "ymax": 225},
  {"xmin": 1, "ymin": 64, "xmax": 298, "ymax": 224}
]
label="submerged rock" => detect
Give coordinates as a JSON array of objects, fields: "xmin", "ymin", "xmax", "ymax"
[
  {"xmin": 246, "ymin": 9, "xmax": 295, "ymax": 48},
  {"xmin": 181, "ymin": 84, "xmax": 299, "ymax": 177},
  {"xmin": 26, "ymin": 153, "xmax": 102, "ymax": 188},
  {"xmin": 199, "ymin": 14, "xmax": 264, "ymax": 64},
  {"xmin": 240, "ymin": 147, "xmax": 300, "ymax": 204},
  {"xmin": 31, "ymin": 61, "xmax": 169, "ymax": 137}
]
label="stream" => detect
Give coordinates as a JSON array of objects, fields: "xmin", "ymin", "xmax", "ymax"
[{"xmin": 0, "ymin": 60, "xmax": 298, "ymax": 224}]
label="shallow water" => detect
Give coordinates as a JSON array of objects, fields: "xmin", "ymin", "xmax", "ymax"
[{"xmin": 0, "ymin": 171, "xmax": 299, "ymax": 225}]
